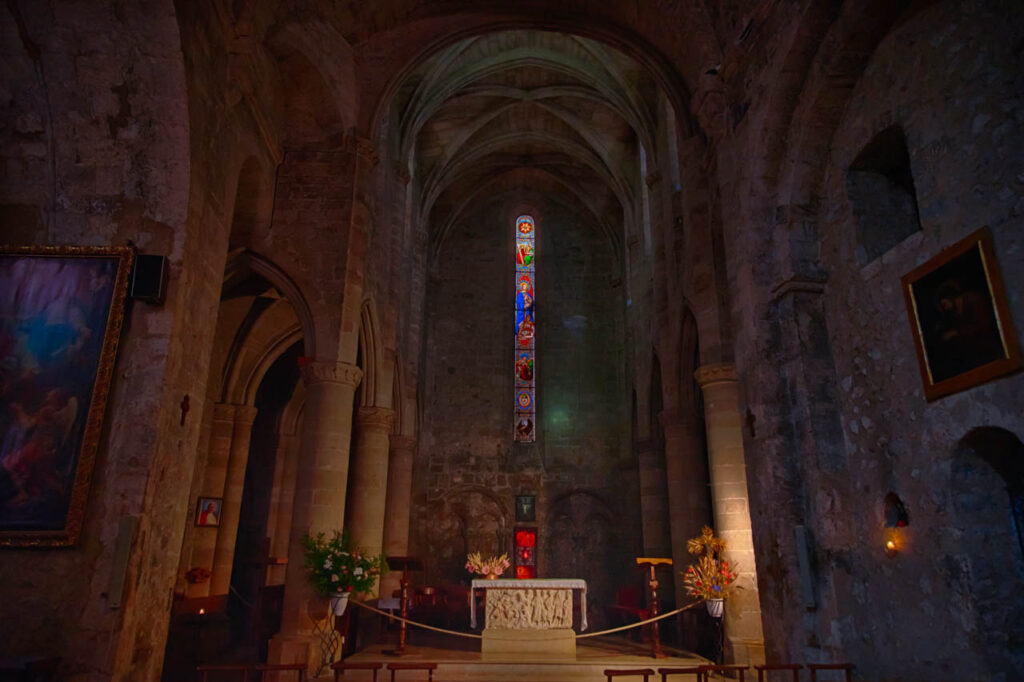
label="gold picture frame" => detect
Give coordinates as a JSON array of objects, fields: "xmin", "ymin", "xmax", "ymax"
[
  {"xmin": 0, "ymin": 245, "xmax": 134, "ymax": 546},
  {"xmin": 901, "ymin": 227, "xmax": 1021, "ymax": 401}
]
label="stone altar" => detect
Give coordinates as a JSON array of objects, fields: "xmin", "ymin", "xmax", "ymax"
[{"xmin": 470, "ymin": 579, "xmax": 587, "ymax": 657}]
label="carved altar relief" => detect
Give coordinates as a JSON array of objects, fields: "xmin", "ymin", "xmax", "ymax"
[{"xmin": 485, "ymin": 588, "xmax": 572, "ymax": 629}]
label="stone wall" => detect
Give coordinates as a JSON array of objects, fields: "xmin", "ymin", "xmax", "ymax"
[
  {"xmin": 413, "ymin": 195, "xmax": 639, "ymax": 619},
  {"xmin": 728, "ymin": 2, "xmax": 1024, "ymax": 679},
  {"xmin": 0, "ymin": 2, "xmax": 215, "ymax": 680},
  {"xmin": 815, "ymin": 2, "xmax": 1024, "ymax": 677}
]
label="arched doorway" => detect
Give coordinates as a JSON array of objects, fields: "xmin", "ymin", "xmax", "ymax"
[{"xmin": 949, "ymin": 426, "xmax": 1024, "ymax": 676}]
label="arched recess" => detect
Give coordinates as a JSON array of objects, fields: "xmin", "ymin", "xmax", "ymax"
[
  {"xmin": 227, "ymin": 340, "xmax": 304, "ymax": 656},
  {"xmin": 543, "ymin": 489, "xmax": 631, "ymax": 628},
  {"xmin": 169, "ymin": 251, "xmax": 311, "ymax": 643},
  {"xmin": 948, "ymin": 427, "xmax": 1024, "ymax": 677},
  {"xmin": 418, "ymin": 485, "xmax": 511, "ymax": 584},
  {"xmin": 771, "ymin": 1, "xmax": 941, "ymax": 278}
]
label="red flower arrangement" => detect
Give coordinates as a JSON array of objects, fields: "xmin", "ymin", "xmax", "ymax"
[{"xmin": 682, "ymin": 526, "xmax": 740, "ymax": 600}]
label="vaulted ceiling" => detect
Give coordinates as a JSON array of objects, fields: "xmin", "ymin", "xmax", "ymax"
[{"xmin": 384, "ymin": 30, "xmax": 668, "ymax": 260}]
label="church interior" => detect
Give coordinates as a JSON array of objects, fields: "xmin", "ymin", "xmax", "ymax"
[{"xmin": 0, "ymin": 0, "xmax": 1022, "ymax": 680}]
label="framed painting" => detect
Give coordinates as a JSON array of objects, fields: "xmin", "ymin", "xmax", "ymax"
[
  {"xmin": 901, "ymin": 227, "xmax": 1021, "ymax": 401},
  {"xmin": 195, "ymin": 497, "xmax": 222, "ymax": 527},
  {"xmin": 0, "ymin": 245, "xmax": 134, "ymax": 546}
]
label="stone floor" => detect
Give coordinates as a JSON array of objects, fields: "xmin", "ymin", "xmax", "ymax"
[{"xmin": 321, "ymin": 633, "xmax": 710, "ymax": 681}]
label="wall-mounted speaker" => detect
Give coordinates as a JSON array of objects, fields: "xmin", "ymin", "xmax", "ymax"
[{"xmin": 130, "ymin": 254, "xmax": 168, "ymax": 305}]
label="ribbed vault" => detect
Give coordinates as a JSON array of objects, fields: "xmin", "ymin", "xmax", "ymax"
[{"xmin": 386, "ymin": 30, "xmax": 670, "ymax": 263}]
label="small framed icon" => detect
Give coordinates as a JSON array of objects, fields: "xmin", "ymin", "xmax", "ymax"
[{"xmin": 195, "ymin": 497, "xmax": 222, "ymax": 527}]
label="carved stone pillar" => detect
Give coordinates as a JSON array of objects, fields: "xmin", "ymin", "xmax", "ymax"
[
  {"xmin": 380, "ymin": 435, "xmax": 416, "ymax": 601},
  {"xmin": 695, "ymin": 363, "xmax": 766, "ymax": 665},
  {"xmin": 659, "ymin": 409, "xmax": 711, "ymax": 605},
  {"xmin": 189, "ymin": 403, "xmax": 236, "ymax": 598},
  {"xmin": 345, "ymin": 406, "xmax": 395, "ymax": 596},
  {"xmin": 269, "ymin": 360, "xmax": 362, "ymax": 666},
  {"xmin": 210, "ymin": 404, "xmax": 259, "ymax": 595}
]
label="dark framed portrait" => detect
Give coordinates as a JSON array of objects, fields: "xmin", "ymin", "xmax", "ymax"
[
  {"xmin": 0, "ymin": 245, "xmax": 134, "ymax": 546},
  {"xmin": 515, "ymin": 494, "xmax": 536, "ymax": 522},
  {"xmin": 195, "ymin": 497, "xmax": 222, "ymax": 527},
  {"xmin": 901, "ymin": 227, "xmax": 1021, "ymax": 401}
]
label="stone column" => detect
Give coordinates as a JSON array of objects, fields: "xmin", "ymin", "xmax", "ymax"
[
  {"xmin": 189, "ymin": 403, "xmax": 236, "ymax": 598},
  {"xmin": 210, "ymin": 404, "xmax": 259, "ymax": 595},
  {"xmin": 268, "ymin": 433, "xmax": 300, "ymax": 585},
  {"xmin": 380, "ymin": 435, "xmax": 416, "ymax": 601},
  {"xmin": 269, "ymin": 361, "xmax": 362, "ymax": 666},
  {"xmin": 659, "ymin": 410, "xmax": 711, "ymax": 605},
  {"xmin": 345, "ymin": 406, "xmax": 395, "ymax": 596},
  {"xmin": 695, "ymin": 363, "xmax": 766, "ymax": 665}
]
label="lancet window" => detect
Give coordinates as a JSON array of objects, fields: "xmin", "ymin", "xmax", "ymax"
[{"xmin": 514, "ymin": 215, "xmax": 536, "ymax": 442}]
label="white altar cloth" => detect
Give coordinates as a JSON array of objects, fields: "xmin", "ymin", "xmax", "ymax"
[{"xmin": 469, "ymin": 578, "xmax": 587, "ymax": 631}]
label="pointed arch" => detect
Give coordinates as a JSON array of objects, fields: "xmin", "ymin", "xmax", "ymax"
[{"xmin": 224, "ymin": 249, "xmax": 317, "ymax": 359}]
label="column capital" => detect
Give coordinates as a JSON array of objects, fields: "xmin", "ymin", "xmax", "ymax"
[
  {"xmin": 356, "ymin": 406, "xmax": 395, "ymax": 431},
  {"xmin": 233, "ymin": 404, "xmax": 259, "ymax": 425},
  {"xmin": 695, "ymin": 362, "xmax": 738, "ymax": 388},
  {"xmin": 389, "ymin": 435, "xmax": 417, "ymax": 453},
  {"xmin": 301, "ymin": 360, "xmax": 363, "ymax": 388},
  {"xmin": 213, "ymin": 403, "xmax": 238, "ymax": 421}
]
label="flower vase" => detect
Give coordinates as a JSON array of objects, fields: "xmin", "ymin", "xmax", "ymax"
[
  {"xmin": 486, "ymin": 573, "xmax": 500, "ymax": 580},
  {"xmin": 705, "ymin": 598, "xmax": 724, "ymax": 618},
  {"xmin": 330, "ymin": 592, "xmax": 350, "ymax": 616}
]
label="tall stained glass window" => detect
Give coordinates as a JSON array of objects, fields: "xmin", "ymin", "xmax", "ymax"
[{"xmin": 514, "ymin": 215, "xmax": 536, "ymax": 442}]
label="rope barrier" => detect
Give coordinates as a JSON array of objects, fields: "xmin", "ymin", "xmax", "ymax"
[
  {"xmin": 349, "ymin": 598, "xmax": 704, "ymax": 642},
  {"xmin": 351, "ymin": 600, "xmax": 481, "ymax": 639},
  {"xmin": 576, "ymin": 601, "xmax": 701, "ymax": 638}
]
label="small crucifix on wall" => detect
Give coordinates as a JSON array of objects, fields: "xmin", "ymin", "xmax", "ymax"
[{"xmin": 516, "ymin": 495, "xmax": 536, "ymax": 522}]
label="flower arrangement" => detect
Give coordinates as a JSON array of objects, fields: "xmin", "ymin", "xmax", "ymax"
[
  {"xmin": 682, "ymin": 525, "xmax": 739, "ymax": 600},
  {"xmin": 302, "ymin": 530, "xmax": 386, "ymax": 596},
  {"xmin": 465, "ymin": 551, "xmax": 511, "ymax": 578}
]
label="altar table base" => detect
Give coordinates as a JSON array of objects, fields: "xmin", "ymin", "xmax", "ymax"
[
  {"xmin": 471, "ymin": 579, "xmax": 587, "ymax": 658},
  {"xmin": 482, "ymin": 628, "xmax": 576, "ymax": 657}
]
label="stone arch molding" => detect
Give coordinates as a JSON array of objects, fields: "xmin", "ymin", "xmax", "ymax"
[
  {"xmin": 767, "ymin": 2, "xmax": 941, "ymax": 281},
  {"xmin": 224, "ymin": 249, "xmax": 318, "ymax": 359},
  {"xmin": 268, "ymin": 17, "xmax": 359, "ymax": 132},
  {"xmin": 358, "ymin": 298, "xmax": 385, "ymax": 408},
  {"xmin": 227, "ymin": 323, "xmax": 303, "ymax": 407}
]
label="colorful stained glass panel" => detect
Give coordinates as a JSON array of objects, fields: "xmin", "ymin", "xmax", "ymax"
[
  {"xmin": 514, "ymin": 215, "xmax": 536, "ymax": 442},
  {"xmin": 512, "ymin": 215, "xmax": 536, "ymax": 444}
]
